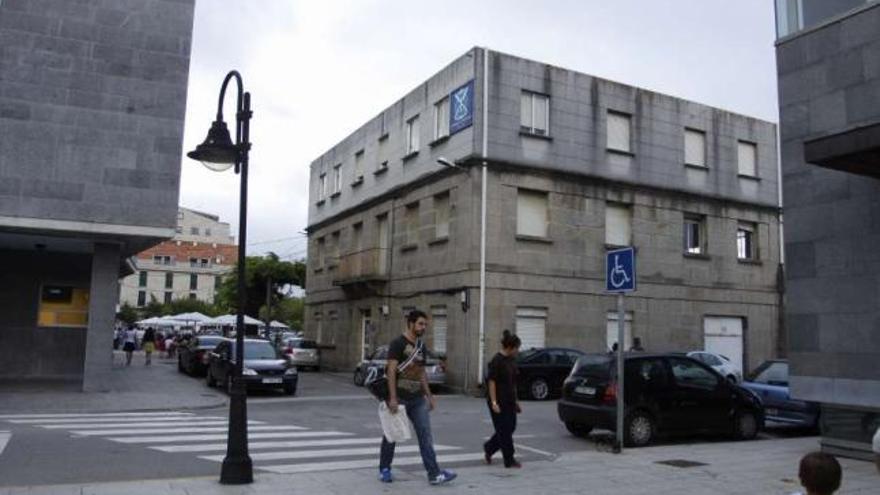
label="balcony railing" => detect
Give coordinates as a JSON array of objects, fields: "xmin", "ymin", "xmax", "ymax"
[{"xmin": 333, "ymin": 248, "xmax": 389, "ymax": 284}]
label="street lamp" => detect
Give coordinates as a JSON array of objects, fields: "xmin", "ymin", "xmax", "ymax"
[
  {"xmin": 187, "ymin": 70, "xmax": 253, "ymax": 485},
  {"xmin": 436, "ymin": 156, "xmax": 465, "ymax": 170}
]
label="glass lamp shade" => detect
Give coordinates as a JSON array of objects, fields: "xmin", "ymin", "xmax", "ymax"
[{"xmin": 187, "ymin": 120, "xmax": 238, "ymax": 171}]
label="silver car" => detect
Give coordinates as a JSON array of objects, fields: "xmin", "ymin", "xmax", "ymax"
[{"xmin": 280, "ymin": 338, "xmax": 320, "ymax": 371}]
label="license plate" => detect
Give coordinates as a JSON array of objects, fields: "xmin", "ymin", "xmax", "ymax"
[
  {"xmin": 766, "ymin": 408, "xmax": 779, "ymax": 416},
  {"xmin": 263, "ymin": 378, "xmax": 282, "ymax": 384},
  {"xmin": 575, "ymin": 386, "xmax": 596, "ymax": 396}
]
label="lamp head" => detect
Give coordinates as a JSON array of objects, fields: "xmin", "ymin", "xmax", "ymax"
[
  {"xmin": 187, "ymin": 120, "xmax": 237, "ymax": 171},
  {"xmin": 436, "ymin": 157, "xmax": 462, "ymax": 170}
]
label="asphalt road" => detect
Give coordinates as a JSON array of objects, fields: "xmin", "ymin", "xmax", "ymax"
[{"xmin": 0, "ymin": 368, "xmax": 816, "ymax": 487}]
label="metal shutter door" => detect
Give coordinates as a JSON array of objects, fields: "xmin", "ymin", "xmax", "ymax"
[{"xmin": 516, "ymin": 308, "xmax": 546, "ymax": 350}]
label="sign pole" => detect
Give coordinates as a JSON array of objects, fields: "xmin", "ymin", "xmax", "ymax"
[{"xmin": 615, "ymin": 292, "xmax": 625, "ymax": 453}]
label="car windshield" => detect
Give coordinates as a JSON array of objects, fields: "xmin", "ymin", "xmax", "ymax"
[
  {"xmin": 572, "ymin": 355, "xmax": 612, "ymax": 377},
  {"xmin": 751, "ymin": 361, "xmax": 788, "ymax": 385},
  {"xmin": 294, "ymin": 340, "xmax": 317, "ymax": 349},
  {"xmin": 231, "ymin": 342, "xmax": 279, "ymax": 360}
]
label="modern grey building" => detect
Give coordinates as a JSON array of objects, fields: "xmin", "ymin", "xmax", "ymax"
[
  {"xmin": 775, "ymin": 0, "xmax": 880, "ymax": 459},
  {"xmin": 0, "ymin": 0, "xmax": 195, "ymax": 389},
  {"xmin": 305, "ymin": 48, "xmax": 781, "ymax": 393}
]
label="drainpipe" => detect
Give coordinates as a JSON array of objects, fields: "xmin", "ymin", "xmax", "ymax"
[{"xmin": 477, "ymin": 47, "xmax": 489, "ymax": 387}]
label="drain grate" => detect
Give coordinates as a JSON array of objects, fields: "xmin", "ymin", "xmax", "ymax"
[{"xmin": 655, "ymin": 459, "xmax": 709, "ymax": 468}]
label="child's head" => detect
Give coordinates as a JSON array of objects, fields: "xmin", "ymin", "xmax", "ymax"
[{"xmin": 799, "ymin": 451, "xmax": 842, "ymax": 495}]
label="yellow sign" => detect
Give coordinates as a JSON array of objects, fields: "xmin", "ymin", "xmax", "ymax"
[{"xmin": 38, "ymin": 286, "xmax": 89, "ymax": 327}]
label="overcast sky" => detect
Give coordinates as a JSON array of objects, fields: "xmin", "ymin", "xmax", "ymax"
[{"xmin": 179, "ymin": 0, "xmax": 779, "ymax": 260}]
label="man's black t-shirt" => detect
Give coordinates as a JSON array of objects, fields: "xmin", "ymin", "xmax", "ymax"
[
  {"xmin": 387, "ymin": 334, "xmax": 425, "ymax": 400},
  {"xmin": 487, "ymin": 352, "xmax": 518, "ymax": 408}
]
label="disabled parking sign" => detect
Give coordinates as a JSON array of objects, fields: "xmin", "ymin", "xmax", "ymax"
[{"xmin": 606, "ymin": 247, "xmax": 636, "ymax": 293}]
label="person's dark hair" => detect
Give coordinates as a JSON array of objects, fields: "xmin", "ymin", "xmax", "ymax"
[
  {"xmin": 501, "ymin": 329, "xmax": 521, "ymax": 350},
  {"xmin": 406, "ymin": 310, "xmax": 428, "ymax": 326},
  {"xmin": 799, "ymin": 451, "xmax": 842, "ymax": 495}
]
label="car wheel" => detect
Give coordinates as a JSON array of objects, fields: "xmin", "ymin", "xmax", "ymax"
[
  {"xmin": 624, "ymin": 410, "xmax": 656, "ymax": 447},
  {"xmin": 283, "ymin": 384, "xmax": 296, "ymax": 396},
  {"xmin": 529, "ymin": 377, "xmax": 550, "ymax": 400},
  {"xmin": 313, "ymin": 365, "xmax": 320, "ymax": 372},
  {"xmin": 206, "ymin": 368, "xmax": 216, "ymax": 387},
  {"xmin": 726, "ymin": 374, "xmax": 738, "ymax": 383},
  {"xmin": 353, "ymin": 369, "xmax": 365, "ymax": 386},
  {"xmin": 734, "ymin": 410, "xmax": 759, "ymax": 440},
  {"xmin": 565, "ymin": 422, "xmax": 593, "ymax": 438}
]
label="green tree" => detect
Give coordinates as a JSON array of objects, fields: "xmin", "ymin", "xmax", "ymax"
[
  {"xmin": 141, "ymin": 294, "xmax": 165, "ymax": 318},
  {"xmin": 116, "ymin": 302, "xmax": 139, "ymax": 325},
  {"xmin": 215, "ymin": 253, "xmax": 306, "ymax": 319},
  {"xmin": 270, "ymin": 296, "xmax": 304, "ymax": 329},
  {"xmin": 161, "ymin": 298, "xmax": 223, "ymax": 317}
]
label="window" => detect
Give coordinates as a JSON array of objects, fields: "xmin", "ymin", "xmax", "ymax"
[
  {"xmin": 606, "ymin": 311, "xmax": 633, "ymax": 351},
  {"xmin": 164, "ymin": 272, "xmax": 173, "ymax": 289},
  {"xmin": 434, "ymin": 97, "xmax": 449, "ymax": 140},
  {"xmin": 737, "ymin": 141, "xmax": 758, "ymax": 177},
  {"xmin": 138, "ymin": 271, "xmax": 147, "ymax": 287},
  {"xmin": 516, "ymin": 189, "xmax": 549, "ymax": 238},
  {"xmin": 177, "ymin": 210, "xmax": 184, "ymax": 220},
  {"xmin": 153, "ymin": 255, "xmax": 172, "ymax": 265},
  {"xmin": 352, "ymin": 222, "xmax": 363, "ymax": 253},
  {"xmin": 354, "ymin": 150, "xmax": 364, "ymax": 182},
  {"xmin": 669, "ymin": 357, "xmax": 719, "ymax": 390},
  {"xmin": 737, "ymin": 221, "xmax": 757, "ymax": 260},
  {"xmin": 318, "ymin": 173, "xmax": 327, "ymax": 201},
  {"xmin": 215, "ymin": 275, "xmax": 222, "ymax": 289},
  {"xmin": 330, "ymin": 231, "xmax": 340, "ymax": 266},
  {"xmin": 607, "ymin": 111, "xmax": 632, "ymax": 153},
  {"xmin": 317, "ymin": 237, "xmax": 325, "ymax": 268},
  {"xmin": 431, "ymin": 306, "xmax": 447, "ymax": 354},
  {"xmin": 137, "ymin": 290, "xmax": 146, "ymax": 307},
  {"xmin": 434, "ymin": 192, "xmax": 450, "ymax": 239},
  {"xmin": 37, "ymin": 286, "xmax": 89, "ymax": 327},
  {"xmin": 164, "ymin": 291, "xmax": 172, "ymax": 304},
  {"xmin": 520, "ymin": 91, "xmax": 549, "ymax": 135},
  {"xmin": 515, "ymin": 307, "xmax": 547, "ymax": 350},
  {"xmin": 205, "ymin": 228, "xmax": 211, "ymax": 237},
  {"xmin": 333, "ymin": 164, "xmax": 342, "ymax": 194},
  {"xmin": 684, "ymin": 214, "xmax": 706, "ymax": 255},
  {"xmin": 377, "ymin": 160, "xmax": 388, "ymax": 173},
  {"xmin": 405, "ymin": 115, "xmax": 420, "ymax": 154},
  {"xmin": 605, "ymin": 203, "xmax": 632, "ymax": 246},
  {"xmin": 684, "ymin": 129, "xmax": 706, "ymax": 167},
  {"xmin": 200, "ymin": 258, "xmax": 209, "ymax": 267},
  {"xmin": 751, "ymin": 361, "xmax": 788, "ymax": 386},
  {"xmin": 189, "ymin": 293, "xmax": 197, "ymax": 300},
  {"xmin": 189, "ymin": 273, "xmax": 198, "ymax": 290},
  {"xmin": 190, "ymin": 227, "xmax": 199, "ymax": 235},
  {"xmin": 175, "ymin": 226, "xmax": 182, "ymax": 234},
  {"xmin": 189, "ymin": 257, "xmax": 198, "ymax": 267},
  {"xmin": 405, "ymin": 202, "xmax": 420, "ymax": 246}
]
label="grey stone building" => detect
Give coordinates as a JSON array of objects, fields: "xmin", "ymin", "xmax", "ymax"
[
  {"xmin": 0, "ymin": 0, "xmax": 195, "ymax": 389},
  {"xmin": 775, "ymin": 0, "xmax": 880, "ymax": 459},
  {"xmin": 305, "ymin": 48, "xmax": 781, "ymax": 393}
]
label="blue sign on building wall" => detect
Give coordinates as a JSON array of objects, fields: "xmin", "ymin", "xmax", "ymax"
[
  {"xmin": 606, "ymin": 247, "xmax": 636, "ymax": 293},
  {"xmin": 449, "ymin": 80, "xmax": 474, "ymax": 135}
]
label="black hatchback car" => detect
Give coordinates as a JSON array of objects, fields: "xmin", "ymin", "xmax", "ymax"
[
  {"xmin": 557, "ymin": 353, "xmax": 764, "ymax": 447},
  {"xmin": 515, "ymin": 348, "xmax": 586, "ymax": 400},
  {"xmin": 206, "ymin": 338, "xmax": 297, "ymax": 395},
  {"xmin": 177, "ymin": 335, "xmax": 227, "ymax": 376}
]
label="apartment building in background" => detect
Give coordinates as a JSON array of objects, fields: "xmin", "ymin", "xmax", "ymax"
[
  {"xmin": 775, "ymin": 0, "xmax": 880, "ymax": 459},
  {"xmin": 305, "ymin": 48, "xmax": 782, "ymax": 392},
  {"xmin": 0, "ymin": 0, "xmax": 195, "ymax": 389},
  {"xmin": 119, "ymin": 207, "xmax": 236, "ymax": 307}
]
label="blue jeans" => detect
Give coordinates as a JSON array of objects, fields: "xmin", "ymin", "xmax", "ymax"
[{"xmin": 379, "ymin": 395, "xmax": 440, "ymax": 479}]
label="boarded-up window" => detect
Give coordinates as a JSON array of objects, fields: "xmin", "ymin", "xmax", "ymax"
[
  {"xmin": 685, "ymin": 129, "xmax": 706, "ymax": 167},
  {"xmin": 434, "ymin": 192, "xmax": 450, "ymax": 239},
  {"xmin": 431, "ymin": 306, "xmax": 447, "ymax": 354},
  {"xmin": 605, "ymin": 203, "xmax": 632, "ymax": 246},
  {"xmin": 515, "ymin": 307, "xmax": 547, "ymax": 350},
  {"xmin": 607, "ymin": 111, "xmax": 632, "ymax": 153},
  {"xmin": 606, "ymin": 311, "xmax": 633, "ymax": 351},
  {"xmin": 517, "ymin": 189, "xmax": 548, "ymax": 238},
  {"xmin": 737, "ymin": 141, "xmax": 757, "ymax": 177}
]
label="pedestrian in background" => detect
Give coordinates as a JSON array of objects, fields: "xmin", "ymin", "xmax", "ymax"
[
  {"xmin": 141, "ymin": 327, "xmax": 156, "ymax": 366},
  {"xmin": 630, "ymin": 337, "xmax": 645, "ymax": 352},
  {"xmin": 484, "ymin": 329, "xmax": 522, "ymax": 468},
  {"xmin": 796, "ymin": 451, "xmax": 841, "ymax": 495},
  {"xmin": 122, "ymin": 325, "xmax": 137, "ymax": 366}
]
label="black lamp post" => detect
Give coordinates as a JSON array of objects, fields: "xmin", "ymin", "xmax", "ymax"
[{"xmin": 187, "ymin": 70, "xmax": 253, "ymax": 485}]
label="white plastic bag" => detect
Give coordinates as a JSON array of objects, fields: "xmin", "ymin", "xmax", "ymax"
[{"xmin": 378, "ymin": 402, "xmax": 412, "ymax": 443}]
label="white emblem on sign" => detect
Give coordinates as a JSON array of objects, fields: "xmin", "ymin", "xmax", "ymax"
[
  {"xmin": 610, "ymin": 254, "xmax": 631, "ymax": 289},
  {"xmin": 453, "ymin": 87, "xmax": 470, "ymax": 120}
]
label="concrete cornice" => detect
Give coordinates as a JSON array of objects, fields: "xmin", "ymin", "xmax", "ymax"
[{"xmin": 0, "ymin": 215, "xmax": 175, "ymax": 239}]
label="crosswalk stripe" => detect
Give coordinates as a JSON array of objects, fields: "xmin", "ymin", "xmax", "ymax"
[
  {"xmin": 71, "ymin": 425, "xmax": 307, "ymax": 436},
  {"xmin": 111, "ymin": 431, "xmax": 351, "ymax": 444},
  {"xmin": 199, "ymin": 444, "xmax": 460, "ymax": 462},
  {"xmin": 153, "ymin": 437, "xmax": 379, "ymax": 453},
  {"xmin": 259, "ymin": 452, "xmax": 487, "ymax": 474},
  {"xmin": 40, "ymin": 420, "xmax": 264, "ymax": 430},
  {"xmin": 0, "ymin": 412, "xmax": 194, "ymax": 420},
  {"xmin": 8, "ymin": 416, "xmax": 223, "ymax": 424}
]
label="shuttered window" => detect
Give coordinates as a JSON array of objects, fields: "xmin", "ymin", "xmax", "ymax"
[
  {"xmin": 431, "ymin": 306, "xmax": 447, "ymax": 354},
  {"xmin": 515, "ymin": 307, "xmax": 547, "ymax": 350},
  {"xmin": 685, "ymin": 129, "xmax": 706, "ymax": 167},
  {"xmin": 516, "ymin": 189, "xmax": 548, "ymax": 238},
  {"xmin": 605, "ymin": 203, "xmax": 632, "ymax": 246}
]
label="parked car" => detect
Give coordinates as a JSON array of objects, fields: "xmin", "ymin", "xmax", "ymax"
[
  {"xmin": 516, "ymin": 348, "xmax": 586, "ymax": 400},
  {"xmin": 558, "ymin": 353, "xmax": 764, "ymax": 447},
  {"xmin": 741, "ymin": 359, "xmax": 820, "ymax": 430},
  {"xmin": 205, "ymin": 338, "xmax": 297, "ymax": 395},
  {"xmin": 178, "ymin": 335, "xmax": 227, "ymax": 376},
  {"xmin": 687, "ymin": 351, "xmax": 743, "ymax": 383},
  {"xmin": 353, "ymin": 345, "xmax": 446, "ymax": 388},
  {"xmin": 279, "ymin": 338, "xmax": 321, "ymax": 371}
]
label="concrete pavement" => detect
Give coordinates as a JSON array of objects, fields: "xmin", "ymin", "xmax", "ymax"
[
  {"xmin": 0, "ymin": 436, "xmax": 876, "ymax": 494},
  {"xmin": 0, "ymin": 351, "xmax": 227, "ymax": 414}
]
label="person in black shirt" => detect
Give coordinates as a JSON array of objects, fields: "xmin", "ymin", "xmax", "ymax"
[{"xmin": 484, "ymin": 329, "xmax": 522, "ymax": 468}]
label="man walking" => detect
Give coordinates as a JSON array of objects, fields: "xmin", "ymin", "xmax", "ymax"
[{"xmin": 379, "ymin": 309, "xmax": 456, "ymax": 485}]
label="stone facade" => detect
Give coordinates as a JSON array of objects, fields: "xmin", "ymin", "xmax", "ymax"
[
  {"xmin": 776, "ymin": 1, "xmax": 880, "ymax": 459},
  {"xmin": 0, "ymin": 0, "xmax": 195, "ymax": 388},
  {"xmin": 306, "ymin": 49, "xmax": 781, "ymax": 393}
]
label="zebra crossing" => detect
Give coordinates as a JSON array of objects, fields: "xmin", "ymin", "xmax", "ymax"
[{"xmin": 0, "ymin": 411, "xmax": 490, "ymax": 475}]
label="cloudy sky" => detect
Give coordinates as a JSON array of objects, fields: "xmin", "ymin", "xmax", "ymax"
[{"xmin": 179, "ymin": 0, "xmax": 779, "ymax": 260}]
